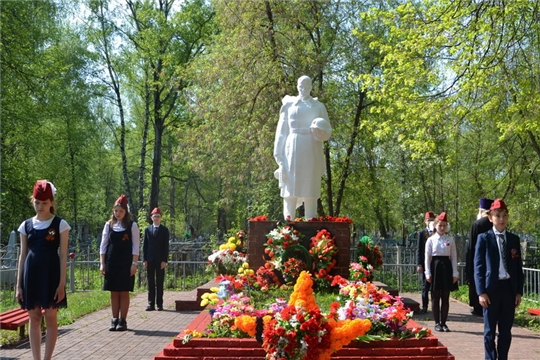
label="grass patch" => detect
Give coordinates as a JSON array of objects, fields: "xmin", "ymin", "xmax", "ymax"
[
  {"xmin": 57, "ymin": 290, "xmax": 112, "ymax": 326},
  {"xmin": 451, "ymin": 285, "xmax": 540, "ymax": 333}
]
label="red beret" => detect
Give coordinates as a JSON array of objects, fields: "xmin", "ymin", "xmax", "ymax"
[
  {"xmin": 425, "ymin": 212, "xmax": 435, "ymax": 219},
  {"xmin": 436, "ymin": 212, "xmax": 448, "ymax": 222},
  {"xmin": 490, "ymin": 198, "xmax": 507, "ymax": 211},
  {"xmin": 151, "ymin": 207, "xmax": 161, "ymax": 215},
  {"xmin": 115, "ymin": 194, "xmax": 128, "ymax": 207},
  {"xmin": 33, "ymin": 180, "xmax": 53, "ymax": 201}
]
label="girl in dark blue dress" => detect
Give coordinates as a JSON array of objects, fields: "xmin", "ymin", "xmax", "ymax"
[
  {"xmin": 99, "ymin": 195, "xmax": 140, "ymax": 331},
  {"xmin": 16, "ymin": 180, "xmax": 70, "ymax": 360}
]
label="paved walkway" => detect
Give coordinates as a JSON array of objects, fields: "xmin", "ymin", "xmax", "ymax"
[
  {"xmin": 1, "ymin": 291, "xmax": 199, "ymax": 360},
  {"xmin": 2, "ymin": 290, "xmax": 539, "ymax": 360},
  {"xmin": 401, "ymin": 292, "xmax": 540, "ymax": 360}
]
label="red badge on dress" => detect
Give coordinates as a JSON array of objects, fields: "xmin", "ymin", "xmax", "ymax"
[{"xmin": 46, "ymin": 228, "xmax": 56, "ymax": 241}]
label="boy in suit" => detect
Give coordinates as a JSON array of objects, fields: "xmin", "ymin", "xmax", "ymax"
[
  {"xmin": 143, "ymin": 207, "xmax": 170, "ymax": 311},
  {"xmin": 474, "ymin": 199, "xmax": 524, "ymax": 360},
  {"xmin": 416, "ymin": 211, "xmax": 435, "ymax": 314},
  {"xmin": 466, "ymin": 197, "xmax": 493, "ymax": 316}
]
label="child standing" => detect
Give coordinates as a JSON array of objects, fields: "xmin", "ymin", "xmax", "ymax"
[
  {"xmin": 99, "ymin": 194, "xmax": 140, "ymax": 331},
  {"xmin": 143, "ymin": 207, "xmax": 169, "ymax": 311},
  {"xmin": 16, "ymin": 180, "xmax": 70, "ymax": 360},
  {"xmin": 424, "ymin": 212, "xmax": 458, "ymax": 332},
  {"xmin": 416, "ymin": 211, "xmax": 435, "ymax": 314},
  {"xmin": 474, "ymin": 199, "xmax": 524, "ymax": 360}
]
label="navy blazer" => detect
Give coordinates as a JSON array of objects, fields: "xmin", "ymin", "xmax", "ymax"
[
  {"xmin": 474, "ymin": 229, "xmax": 524, "ymax": 297},
  {"xmin": 143, "ymin": 225, "xmax": 170, "ymax": 264},
  {"xmin": 416, "ymin": 228, "xmax": 430, "ymax": 266}
]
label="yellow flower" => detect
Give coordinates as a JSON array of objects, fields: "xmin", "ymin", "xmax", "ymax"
[
  {"xmin": 219, "ymin": 244, "xmax": 228, "ymax": 250},
  {"xmin": 200, "ymin": 298, "xmax": 209, "ymax": 307},
  {"xmin": 210, "ymin": 287, "xmax": 219, "ymax": 293},
  {"xmin": 238, "ymin": 267, "xmax": 244, "ymax": 274},
  {"xmin": 242, "ymin": 262, "xmax": 249, "ymax": 269}
]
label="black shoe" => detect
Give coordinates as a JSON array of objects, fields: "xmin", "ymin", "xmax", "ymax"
[
  {"xmin": 434, "ymin": 323, "xmax": 443, "ymax": 332},
  {"xmin": 419, "ymin": 308, "xmax": 427, "ymax": 314},
  {"xmin": 116, "ymin": 318, "xmax": 127, "ymax": 331},
  {"xmin": 146, "ymin": 305, "xmax": 155, "ymax": 311},
  {"xmin": 109, "ymin": 318, "xmax": 118, "ymax": 331},
  {"xmin": 442, "ymin": 324, "xmax": 450, "ymax": 332},
  {"xmin": 157, "ymin": 306, "xmax": 163, "ymax": 311}
]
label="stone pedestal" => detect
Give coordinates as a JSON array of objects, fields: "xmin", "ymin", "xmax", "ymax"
[{"xmin": 246, "ymin": 221, "xmax": 351, "ymax": 279}]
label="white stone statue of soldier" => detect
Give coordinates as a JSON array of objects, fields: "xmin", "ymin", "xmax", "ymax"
[{"xmin": 273, "ymin": 75, "xmax": 332, "ymax": 220}]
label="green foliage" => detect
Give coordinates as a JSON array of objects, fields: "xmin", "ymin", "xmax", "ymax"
[{"xmin": 1, "ymin": 0, "xmax": 539, "ymax": 245}]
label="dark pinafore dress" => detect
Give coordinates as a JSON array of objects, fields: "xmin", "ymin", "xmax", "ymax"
[
  {"xmin": 103, "ymin": 222, "xmax": 135, "ymax": 292},
  {"xmin": 21, "ymin": 216, "xmax": 67, "ymax": 310}
]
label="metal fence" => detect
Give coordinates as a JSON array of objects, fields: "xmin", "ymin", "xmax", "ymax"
[
  {"xmin": 350, "ymin": 245, "xmax": 540, "ymax": 303},
  {"xmin": 2, "ymin": 245, "xmax": 538, "ymax": 309},
  {"xmin": 0, "ymin": 259, "xmax": 211, "ymax": 309}
]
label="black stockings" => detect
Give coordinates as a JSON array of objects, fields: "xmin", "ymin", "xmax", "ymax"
[{"xmin": 432, "ymin": 290, "xmax": 450, "ymax": 324}]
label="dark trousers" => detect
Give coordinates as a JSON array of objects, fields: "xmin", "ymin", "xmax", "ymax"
[
  {"xmin": 147, "ymin": 262, "xmax": 165, "ymax": 307},
  {"xmin": 483, "ymin": 279, "xmax": 516, "ymax": 360},
  {"xmin": 420, "ymin": 272, "xmax": 431, "ymax": 309}
]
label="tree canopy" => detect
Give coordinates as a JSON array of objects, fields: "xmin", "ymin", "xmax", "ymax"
[{"xmin": 2, "ymin": 0, "xmax": 539, "ymax": 246}]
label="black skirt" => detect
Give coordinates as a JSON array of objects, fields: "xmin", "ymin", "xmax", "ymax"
[{"xmin": 430, "ymin": 256, "xmax": 457, "ymax": 291}]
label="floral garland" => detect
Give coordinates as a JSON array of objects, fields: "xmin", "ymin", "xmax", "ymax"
[
  {"xmin": 249, "ymin": 215, "xmax": 352, "ymax": 223},
  {"xmin": 256, "ymin": 263, "xmax": 284, "ymax": 290},
  {"xmin": 282, "ymin": 257, "xmax": 308, "ymax": 284},
  {"xmin": 309, "ymin": 229, "xmax": 338, "ymax": 280},
  {"xmin": 264, "ymin": 222, "xmax": 302, "ymax": 260}
]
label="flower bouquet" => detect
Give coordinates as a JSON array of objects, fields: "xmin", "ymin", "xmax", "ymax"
[
  {"xmin": 349, "ymin": 257, "xmax": 375, "ymax": 282},
  {"xmin": 264, "ymin": 222, "xmax": 302, "ymax": 260},
  {"xmin": 206, "ymin": 235, "xmax": 247, "ymax": 276},
  {"xmin": 356, "ymin": 240, "xmax": 383, "ymax": 270},
  {"xmin": 334, "ymin": 279, "xmax": 412, "ymax": 338}
]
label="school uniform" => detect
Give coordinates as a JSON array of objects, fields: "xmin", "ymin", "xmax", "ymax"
[
  {"xmin": 143, "ymin": 224, "xmax": 169, "ymax": 309},
  {"xmin": 425, "ymin": 233, "xmax": 458, "ymax": 292},
  {"xmin": 474, "ymin": 229, "xmax": 524, "ymax": 360},
  {"xmin": 100, "ymin": 221, "xmax": 140, "ymax": 292},
  {"xmin": 466, "ymin": 216, "xmax": 492, "ymax": 315},
  {"xmin": 18, "ymin": 216, "xmax": 71, "ymax": 310},
  {"xmin": 416, "ymin": 227, "xmax": 432, "ymax": 310}
]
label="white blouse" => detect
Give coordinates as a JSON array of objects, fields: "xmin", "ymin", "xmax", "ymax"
[
  {"xmin": 99, "ymin": 221, "xmax": 140, "ymax": 255},
  {"xmin": 424, "ymin": 233, "xmax": 458, "ymax": 278},
  {"xmin": 18, "ymin": 216, "xmax": 71, "ymax": 235}
]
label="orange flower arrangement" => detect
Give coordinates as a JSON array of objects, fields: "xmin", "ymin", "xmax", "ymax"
[{"xmin": 235, "ymin": 271, "xmax": 372, "ymax": 360}]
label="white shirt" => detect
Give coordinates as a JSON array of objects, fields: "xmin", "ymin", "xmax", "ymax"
[
  {"xmin": 424, "ymin": 233, "xmax": 458, "ymax": 278},
  {"xmin": 493, "ymin": 228, "xmax": 510, "ymax": 280},
  {"xmin": 18, "ymin": 216, "xmax": 71, "ymax": 235},
  {"xmin": 99, "ymin": 221, "xmax": 140, "ymax": 255}
]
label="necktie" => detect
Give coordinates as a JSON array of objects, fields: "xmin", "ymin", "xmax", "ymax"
[
  {"xmin": 497, "ymin": 234, "xmax": 508, "ymax": 272},
  {"xmin": 153, "ymin": 226, "xmax": 158, "ymax": 236}
]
